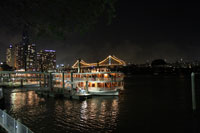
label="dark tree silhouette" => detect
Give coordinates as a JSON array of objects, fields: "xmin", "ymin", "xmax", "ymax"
[{"xmin": 0, "ymin": 0, "xmax": 117, "ymax": 38}]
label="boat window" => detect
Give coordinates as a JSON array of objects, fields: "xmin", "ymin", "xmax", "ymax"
[
  {"xmin": 97, "ymin": 83, "xmax": 103, "ymax": 87},
  {"xmin": 104, "ymin": 73, "xmax": 108, "ymax": 78},
  {"xmin": 92, "ymin": 83, "xmax": 95, "ymax": 87},
  {"xmin": 88, "ymin": 82, "xmax": 92, "ymax": 87},
  {"xmin": 105, "ymin": 83, "xmax": 111, "ymax": 88}
]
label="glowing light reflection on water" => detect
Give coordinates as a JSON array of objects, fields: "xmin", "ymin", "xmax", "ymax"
[
  {"xmin": 5, "ymin": 90, "xmax": 120, "ymax": 133},
  {"xmin": 3, "ymin": 76, "xmax": 199, "ymax": 132}
]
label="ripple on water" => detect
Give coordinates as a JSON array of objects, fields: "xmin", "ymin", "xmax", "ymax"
[
  {"xmin": 4, "ymin": 90, "xmax": 120, "ymax": 133},
  {"xmin": 2, "ymin": 77, "xmax": 197, "ymax": 133}
]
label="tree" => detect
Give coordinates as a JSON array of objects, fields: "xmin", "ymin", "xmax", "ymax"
[{"xmin": 0, "ymin": 0, "xmax": 117, "ymax": 38}]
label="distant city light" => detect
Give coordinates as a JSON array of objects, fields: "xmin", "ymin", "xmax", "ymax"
[{"xmin": 45, "ymin": 50, "xmax": 56, "ymax": 52}]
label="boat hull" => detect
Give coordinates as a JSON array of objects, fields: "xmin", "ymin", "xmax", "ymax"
[{"xmin": 88, "ymin": 90, "xmax": 119, "ymax": 96}]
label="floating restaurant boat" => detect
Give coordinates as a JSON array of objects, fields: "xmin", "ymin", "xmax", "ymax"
[
  {"xmin": 72, "ymin": 55, "xmax": 126, "ymax": 95},
  {"xmin": 52, "ymin": 71, "xmax": 124, "ymax": 96},
  {"xmin": 53, "ymin": 55, "xmax": 126, "ymax": 96},
  {"xmin": 72, "ymin": 55, "xmax": 125, "ymax": 95},
  {"xmin": 73, "ymin": 72, "xmax": 124, "ymax": 96}
]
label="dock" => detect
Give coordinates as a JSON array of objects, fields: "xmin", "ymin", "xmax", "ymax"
[
  {"xmin": 35, "ymin": 88, "xmax": 92, "ymax": 100},
  {"xmin": 0, "ymin": 71, "xmax": 124, "ymax": 100}
]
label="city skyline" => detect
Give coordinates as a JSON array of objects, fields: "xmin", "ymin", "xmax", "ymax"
[
  {"xmin": 5, "ymin": 32, "xmax": 56, "ymax": 71},
  {"xmin": 2, "ymin": 32, "xmax": 200, "ymax": 66},
  {"xmin": 1, "ymin": 1, "xmax": 200, "ymax": 133},
  {"xmin": 0, "ymin": 1, "xmax": 200, "ymax": 65}
]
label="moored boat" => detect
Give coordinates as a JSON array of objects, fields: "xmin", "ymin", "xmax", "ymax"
[
  {"xmin": 53, "ymin": 55, "xmax": 126, "ymax": 96},
  {"xmin": 52, "ymin": 71, "xmax": 124, "ymax": 96},
  {"xmin": 73, "ymin": 72, "xmax": 124, "ymax": 96}
]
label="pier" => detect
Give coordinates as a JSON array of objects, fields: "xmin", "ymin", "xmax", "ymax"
[
  {"xmin": 0, "ymin": 71, "xmax": 94, "ymax": 100},
  {"xmin": 36, "ymin": 89, "xmax": 92, "ymax": 100},
  {"xmin": 0, "ymin": 71, "xmax": 124, "ymax": 99}
]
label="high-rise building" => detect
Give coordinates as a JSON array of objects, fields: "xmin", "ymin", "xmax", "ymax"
[
  {"xmin": 36, "ymin": 50, "xmax": 56, "ymax": 72},
  {"xmin": 26, "ymin": 44, "xmax": 36, "ymax": 71},
  {"xmin": 14, "ymin": 43, "xmax": 25, "ymax": 70},
  {"xmin": 6, "ymin": 30, "xmax": 56, "ymax": 72},
  {"xmin": 36, "ymin": 51, "xmax": 43, "ymax": 71},
  {"xmin": 9, "ymin": 30, "xmax": 37, "ymax": 71},
  {"xmin": 6, "ymin": 44, "xmax": 15, "ymax": 67}
]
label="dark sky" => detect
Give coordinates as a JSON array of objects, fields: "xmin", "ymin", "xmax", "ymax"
[{"xmin": 1, "ymin": 1, "xmax": 200, "ymax": 65}]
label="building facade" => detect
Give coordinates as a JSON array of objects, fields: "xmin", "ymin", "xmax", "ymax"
[
  {"xmin": 36, "ymin": 50, "xmax": 56, "ymax": 72},
  {"xmin": 6, "ymin": 44, "xmax": 15, "ymax": 67},
  {"xmin": 14, "ymin": 43, "xmax": 25, "ymax": 70},
  {"xmin": 36, "ymin": 51, "xmax": 43, "ymax": 71},
  {"xmin": 6, "ymin": 31, "xmax": 56, "ymax": 72},
  {"xmin": 26, "ymin": 44, "xmax": 36, "ymax": 71},
  {"xmin": 6, "ymin": 31, "xmax": 37, "ymax": 71}
]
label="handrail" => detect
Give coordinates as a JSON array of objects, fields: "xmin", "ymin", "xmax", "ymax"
[
  {"xmin": 0, "ymin": 71, "xmax": 49, "ymax": 75},
  {"xmin": 0, "ymin": 109, "xmax": 34, "ymax": 133}
]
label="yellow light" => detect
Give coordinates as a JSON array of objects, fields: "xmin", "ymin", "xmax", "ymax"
[{"xmin": 104, "ymin": 73, "xmax": 108, "ymax": 78}]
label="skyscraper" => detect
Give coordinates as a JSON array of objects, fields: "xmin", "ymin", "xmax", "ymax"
[
  {"xmin": 36, "ymin": 51, "xmax": 43, "ymax": 71},
  {"xmin": 6, "ymin": 44, "xmax": 15, "ymax": 67},
  {"xmin": 6, "ymin": 30, "xmax": 56, "ymax": 72},
  {"xmin": 14, "ymin": 43, "xmax": 25, "ymax": 70},
  {"xmin": 10, "ymin": 30, "xmax": 37, "ymax": 71},
  {"xmin": 26, "ymin": 44, "xmax": 36, "ymax": 71},
  {"xmin": 36, "ymin": 50, "xmax": 56, "ymax": 72}
]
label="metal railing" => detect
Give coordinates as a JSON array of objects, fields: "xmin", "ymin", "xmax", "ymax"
[
  {"xmin": 0, "ymin": 109, "xmax": 33, "ymax": 133},
  {"xmin": 73, "ymin": 77, "xmax": 124, "ymax": 82}
]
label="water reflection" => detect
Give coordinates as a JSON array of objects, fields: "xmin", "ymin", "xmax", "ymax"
[
  {"xmin": 10, "ymin": 90, "xmax": 46, "ymax": 112},
  {"xmin": 5, "ymin": 90, "xmax": 120, "ymax": 133},
  {"xmin": 3, "ymin": 76, "xmax": 196, "ymax": 132},
  {"xmin": 80, "ymin": 101, "xmax": 88, "ymax": 120}
]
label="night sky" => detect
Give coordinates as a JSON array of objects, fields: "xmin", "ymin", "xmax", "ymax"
[{"xmin": 1, "ymin": 1, "xmax": 200, "ymax": 65}]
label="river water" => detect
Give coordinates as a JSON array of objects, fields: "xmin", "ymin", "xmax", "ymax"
[{"xmin": 1, "ymin": 75, "xmax": 200, "ymax": 133}]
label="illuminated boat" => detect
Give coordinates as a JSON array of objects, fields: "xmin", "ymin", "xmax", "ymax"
[
  {"xmin": 53, "ymin": 55, "xmax": 125, "ymax": 96},
  {"xmin": 52, "ymin": 72, "xmax": 124, "ymax": 96},
  {"xmin": 73, "ymin": 72, "xmax": 124, "ymax": 96}
]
